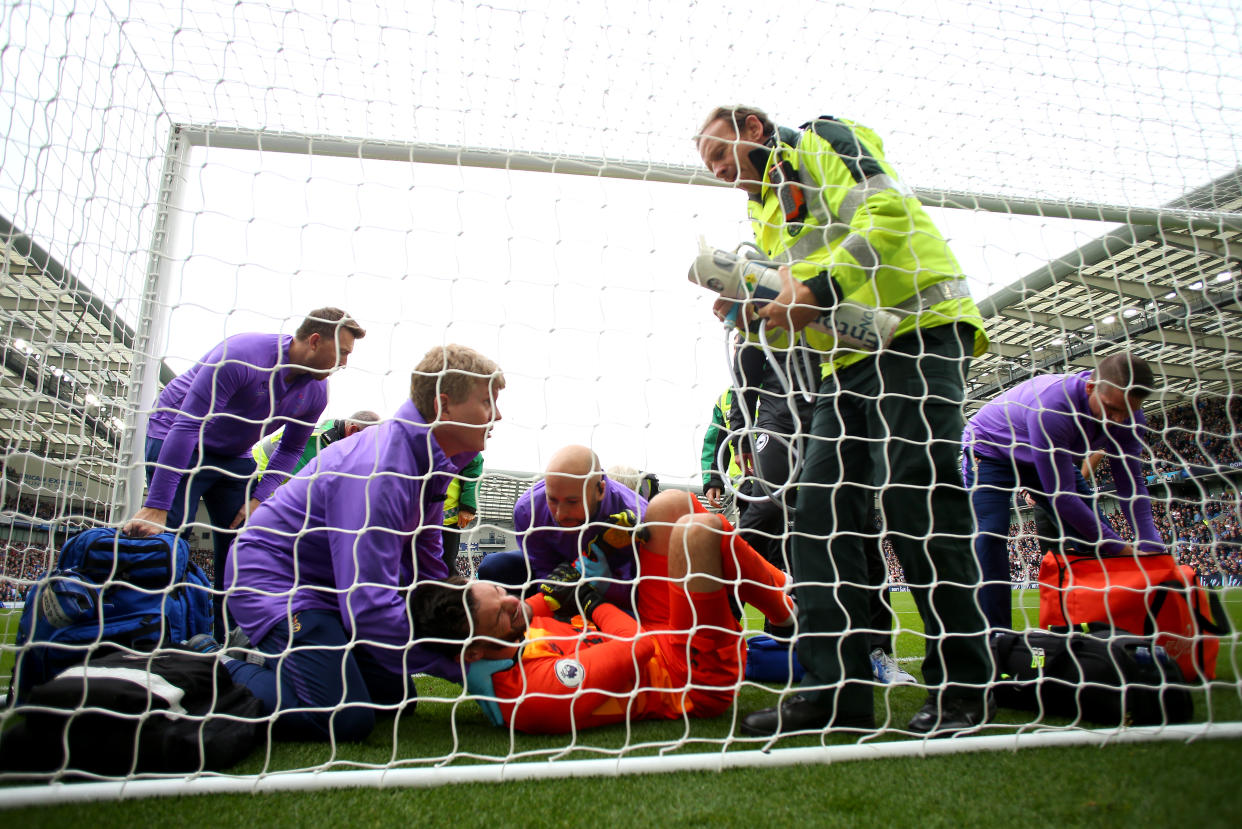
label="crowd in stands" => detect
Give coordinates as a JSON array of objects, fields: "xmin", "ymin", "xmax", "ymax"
[
  {"xmin": 1146, "ymin": 396, "xmax": 1242, "ymax": 472},
  {"xmin": 191, "ymin": 549, "xmax": 214, "ymax": 581},
  {"xmin": 1091, "ymin": 396, "xmax": 1241, "ymax": 488},
  {"xmin": 1, "ymin": 492, "xmax": 57, "ymax": 521},
  {"xmin": 2, "ymin": 491, "xmax": 111, "ymax": 524},
  {"xmin": 0, "ymin": 542, "xmax": 54, "ymax": 601},
  {"xmin": 1105, "ymin": 497, "xmax": 1242, "ymax": 583},
  {"xmin": 882, "ymin": 520, "xmax": 1045, "ymax": 587},
  {"xmin": 877, "ymin": 497, "xmax": 1241, "ymax": 587}
]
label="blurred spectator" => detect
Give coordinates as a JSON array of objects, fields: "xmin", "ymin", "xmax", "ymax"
[{"xmin": 0, "ymin": 542, "xmax": 55, "ymax": 600}]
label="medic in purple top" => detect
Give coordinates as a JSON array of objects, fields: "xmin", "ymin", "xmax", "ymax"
[
  {"xmin": 478, "ymin": 445, "xmax": 647, "ymax": 612},
  {"xmin": 962, "ymin": 353, "xmax": 1161, "ymax": 628},
  {"xmin": 219, "ymin": 344, "xmax": 505, "ymax": 742},
  {"xmin": 122, "ymin": 308, "xmax": 365, "ymax": 638}
]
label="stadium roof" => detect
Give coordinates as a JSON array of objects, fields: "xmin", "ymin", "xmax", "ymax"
[
  {"xmin": 0, "ymin": 215, "xmax": 174, "ymax": 488},
  {"xmin": 964, "ymin": 167, "xmax": 1242, "ymax": 412}
]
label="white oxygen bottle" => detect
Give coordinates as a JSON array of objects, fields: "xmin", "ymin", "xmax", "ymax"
[{"xmin": 687, "ymin": 239, "xmax": 900, "ymax": 351}]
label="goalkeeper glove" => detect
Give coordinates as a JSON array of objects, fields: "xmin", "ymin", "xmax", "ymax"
[
  {"xmin": 598, "ymin": 509, "xmax": 647, "ymax": 549},
  {"xmin": 538, "ymin": 562, "xmax": 582, "ymax": 612},
  {"xmin": 538, "ymin": 562, "xmax": 607, "ymax": 621},
  {"xmin": 571, "ymin": 582, "xmax": 608, "ymax": 622},
  {"xmin": 582, "ymin": 509, "xmax": 647, "ymax": 569}
]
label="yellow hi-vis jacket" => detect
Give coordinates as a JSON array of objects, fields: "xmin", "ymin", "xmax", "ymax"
[{"xmin": 746, "ymin": 117, "xmax": 988, "ymax": 376}]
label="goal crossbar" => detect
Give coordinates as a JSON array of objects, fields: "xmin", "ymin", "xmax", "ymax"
[{"xmin": 176, "ymin": 125, "xmax": 1242, "ymax": 234}]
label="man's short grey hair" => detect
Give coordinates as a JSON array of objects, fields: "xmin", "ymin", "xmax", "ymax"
[
  {"xmin": 606, "ymin": 464, "xmax": 641, "ymax": 492},
  {"xmin": 346, "ymin": 410, "xmax": 381, "ymax": 427},
  {"xmin": 1095, "ymin": 354, "xmax": 1158, "ymax": 400}
]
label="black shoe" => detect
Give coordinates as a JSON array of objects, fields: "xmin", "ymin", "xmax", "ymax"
[
  {"xmin": 740, "ymin": 694, "xmax": 876, "ymax": 737},
  {"xmin": 906, "ymin": 696, "xmax": 996, "ymax": 736},
  {"xmin": 181, "ymin": 633, "xmax": 222, "ymax": 655}
]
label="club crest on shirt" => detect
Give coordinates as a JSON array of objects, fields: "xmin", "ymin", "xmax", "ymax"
[
  {"xmin": 554, "ymin": 658, "xmax": 584, "ymax": 688},
  {"xmin": 755, "ymin": 433, "xmax": 770, "ymax": 453}
]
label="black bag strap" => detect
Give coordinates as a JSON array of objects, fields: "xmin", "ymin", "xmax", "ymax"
[
  {"xmin": 1053, "ymin": 552, "xmax": 1071, "ymax": 625},
  {"xmin": 989, "ymin": 632, "xmax": 1022, "ymax": 677},
  {"xmin": 1147, "ymin": 579, "xmax": 1232, "ymax": 637}
]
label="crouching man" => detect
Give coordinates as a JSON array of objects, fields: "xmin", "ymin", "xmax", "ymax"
[
  {"xmin": 411, "ymin": 492, "xmax": 796, "ymax": 733},
  {"xmin": 205, "ymin": 344, "xmax": 504, "ymax": 743}
]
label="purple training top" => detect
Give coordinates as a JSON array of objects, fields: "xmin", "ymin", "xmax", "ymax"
[
  {"xmin": 145, "ymin": 333, "xmax": 327, "ymax": 509},
  {"xmin": 963, "ymin": 369, "xmax": 1162, "ymax": 556},
  {"xmin": 224, "ymin": 397, "xmax": 470, "ymax": 680},
  {"xmin": 513, "ymin": 477, "xmax": 647, "ymax": 609}
]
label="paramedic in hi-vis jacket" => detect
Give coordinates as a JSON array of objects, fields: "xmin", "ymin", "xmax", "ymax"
[{"xmin": 696, "ymin": 105, "xmax": 993, "ymax": 737}]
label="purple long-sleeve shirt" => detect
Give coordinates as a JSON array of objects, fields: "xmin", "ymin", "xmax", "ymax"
[
  {"xmin": 145, "ymin": 333, "xmax": 326, "ymax": 509},
  {"xmin": 513, "ymin": 477, "xmax": 647, "ymax": 609},
  {"xmin": 963, "ymin": 370, "xmax": 1161, "ymax": 556},
  {"xmin": 224, "ymin": 398, "xmax": 469, "ymax": 679}
]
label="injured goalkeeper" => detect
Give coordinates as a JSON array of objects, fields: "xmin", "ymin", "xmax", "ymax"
[{"xmin": 411, "ymin": 491, "xmax": 795, "ymax": 733}]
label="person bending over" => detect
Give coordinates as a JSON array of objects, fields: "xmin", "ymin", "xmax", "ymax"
[
  {"xmin": 476, "ymin": 444, "xmax": 647, "ymax": 613},
  {"xmin": 123, "ymin": 308, "xmax": 365, "ymax": 638},
  {"xmin": 963, "ymin": 353, "xmax": 1160, "ymax": 629}
]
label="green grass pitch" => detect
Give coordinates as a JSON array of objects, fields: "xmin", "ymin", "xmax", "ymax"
[{"xmin": 2, "ymin": 591, "xmax": 1241, "ymax": 826}]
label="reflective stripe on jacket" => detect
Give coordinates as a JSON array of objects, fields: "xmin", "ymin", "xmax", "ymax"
[{"xmin": 746, "ymin": 117, "xmax": 988, "ymax": 375}]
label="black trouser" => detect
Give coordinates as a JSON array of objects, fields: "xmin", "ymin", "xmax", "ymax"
[
  {"xmin": 790, "ymin": 324, "xmax": 991, "ymax": 716},
  {"xmin": 441, "ymin": 526, "xmax": 464, "ymax": 575},
  {"xmin": 732, "ymin": 347, "xmax": 814, "ymax": 571}
]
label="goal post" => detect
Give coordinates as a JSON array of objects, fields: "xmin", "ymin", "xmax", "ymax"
[{"xmin": 4, "ymin": 116, "xmax": 1237, "ymax": 800}]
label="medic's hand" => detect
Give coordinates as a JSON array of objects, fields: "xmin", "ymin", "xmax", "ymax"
[
  {"xmin": 713, "ymin": 295, "xmax": 758, "ymax": 331},
  {"xmin": 757, "ymin": 266, "xmax": 819, "ymax": 332},
  {"xmin": 705, "ymin": 486, "xmax": 724, "ymax": 508},
  {"xmin": 122, "ymin": 507, "xmax": 167, "ymax": 538}
]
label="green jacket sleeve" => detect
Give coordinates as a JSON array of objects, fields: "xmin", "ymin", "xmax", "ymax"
[
  {"xmin": 700, "ymin": 393, "xmax": 730, "ymax": 490},
  {"xmin": 458, "ymin": 454, "xmax": 484, "ymax": 512}
]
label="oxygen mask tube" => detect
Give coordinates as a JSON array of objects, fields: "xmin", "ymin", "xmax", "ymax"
[
  {"xmin": 714, "ymin": 298, "xmax": 809, "ymax": 513},
  {"xmin": 689, "ymin": 238, "xmax": 819, "ymax": 509}
]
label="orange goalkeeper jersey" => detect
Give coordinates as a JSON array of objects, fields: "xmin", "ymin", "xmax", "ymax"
[{"xmin": 490, "ymin": 589, "xmax": 745, "ymax": 734}]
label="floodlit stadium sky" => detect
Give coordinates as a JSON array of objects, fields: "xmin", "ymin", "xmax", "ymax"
[{"xmin": 5, "ymin": 0, "xmax": 1240, "ymax": 482}]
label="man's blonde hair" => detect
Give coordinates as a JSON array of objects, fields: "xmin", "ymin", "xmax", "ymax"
[{"xmin": 410, "ymin": 344, "xmax": 505, "ymax": 420}]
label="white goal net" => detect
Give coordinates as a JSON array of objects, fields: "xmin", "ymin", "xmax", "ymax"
[{"xmin": 1, "ymin": 0, "xmax": 1240, "ymax": 805}]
